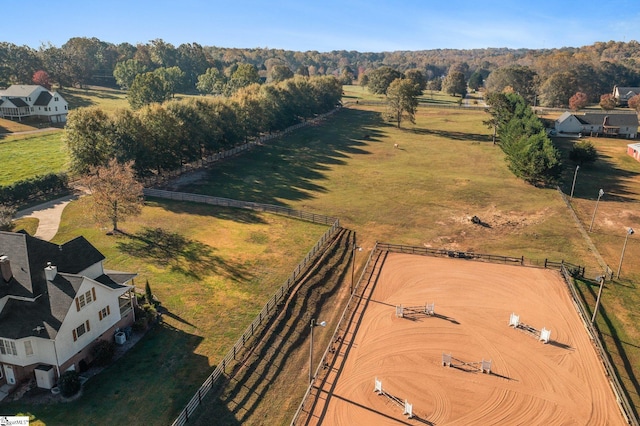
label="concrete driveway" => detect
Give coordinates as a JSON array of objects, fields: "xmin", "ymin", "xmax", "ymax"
[{"xmin": 15, "ymin": 193, "xmax": 78, "ymax": 241}]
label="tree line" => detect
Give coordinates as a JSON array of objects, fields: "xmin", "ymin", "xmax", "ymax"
[
  {"xmin": 2, "ymin": 37, "xmax": 640, "ymax": 109},
  {"xmin": 64, "ymin": 75, "xmax": 343, "ymax": 177}
]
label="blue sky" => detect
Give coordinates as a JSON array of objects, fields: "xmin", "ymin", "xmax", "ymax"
[{"xmin": 5, "ymin": 0, "xmax": 639, "ymax": 52}]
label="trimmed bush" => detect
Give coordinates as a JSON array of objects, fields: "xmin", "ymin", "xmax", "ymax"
[
  {"xmin": 91, "ymin": 339, "xmax": 116, "ymax": 366},
  {"xmin": 58, "ymin": 370, "xmax": 81, "ymax": 397}
]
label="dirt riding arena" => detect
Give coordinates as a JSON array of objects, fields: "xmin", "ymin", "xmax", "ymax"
[{"xmin": 308, "ymin": 253, "xmax": 626, "ymax": 425}]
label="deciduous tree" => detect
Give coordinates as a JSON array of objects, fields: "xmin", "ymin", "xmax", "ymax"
[
  {"xmin": 485, "ymin": 65, "xmax": 537, "ymax": 105},
  {"xmin": 113, "ymin": 59, "xmax": 147, "ymax": 89},
  {"xmin": 385, "ymin": 78, "xmax": 419, "ymax": 128},
  {"xmin": 367, "ymin": 66, "xmax": 402, "ymax": 95},
  {"xmin": 128, "ymin": 72, "xmax": 171, "ymax": 110},
  {"xmin": 196, "ymin": 67, "xmax": 226, "ymax": 95},
  {"xmin": 599, "ymin": 93, "xmax": 617, "ymax": 110},
  {"xmin": 442, "ymin": 70, "xmax": 467, "ymax": 97},
  {"xmin": 32, "ymin": 70, "xmax": 51, "ymax": 89},
  {"xmin": 628, "ymin": 93, "xmax": 640, "ymax": 112},
  {"xmin": 569, "ymin": 92, "xmax": 589, "ymax": 111},
  {"xmin": 81, "ymin": 158, "xmax": 144, "ymax": 233}
]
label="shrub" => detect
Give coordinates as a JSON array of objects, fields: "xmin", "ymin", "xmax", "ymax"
[
  {"xmin": 58, "ymin": 370, "xmax": 81, "ymax": 397},
  {"xmin": 0, "ymin": 204, "xmax": 15, "ymax": 231},
  {"xmin": 91, "ymin": 339, "xmax": 116, "ymax": 366}
]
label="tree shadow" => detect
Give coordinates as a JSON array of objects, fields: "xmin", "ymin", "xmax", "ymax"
[
  {"xmin": 411, "ymin": 127, "xmax": 494, "ymax": 143},
  {"xmin": 116, "ymin": 227, "xmax": 250, "ymax": 281},
  {"xmin": 554, "ymin": 137, "xmax": 640, "ymax": 202},
  {"xmin": 176, "ymin": 109, "xmax": 385, "ymax": 206},
  {"xmin": 144, "ymin": 199, "xmax": 269, "ymax": 225},
  {"xmin": 57, "ymin": 89, "xmax": 95, "ymax": 109}
]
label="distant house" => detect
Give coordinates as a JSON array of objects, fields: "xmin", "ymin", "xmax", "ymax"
[
  {"xmin": 613, "ymin": 86, "xmax": 640, "ymax": 106},
  {"xmin": 627, "ymin": 143, "xmax": 640, "ymax": 162},
  {"xmin": 0, "ymin": 85, "xmax": 69, "ymax": 123},
  {"xmin": 0, "ymin": 231, "xmax": 136, "ymax": 392},
  {"xmin": 555, "ymin": 111, "xmax": 638, "ymax": 139}
]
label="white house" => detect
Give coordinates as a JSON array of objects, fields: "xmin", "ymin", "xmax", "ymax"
[
  {"xmin": 613, "ymin": 85, "xmax": 640, "ymax": 106},
  {"xmin": 0, "ymin": 85, "xmax": 69, "ymax": 123},
  {"xmin": 555, "ymin": 111, "xmax": 638, "ymax": 139},
  {"xmin": 0, "ymin": 230, "xmax": 136, "ymax": 392}
]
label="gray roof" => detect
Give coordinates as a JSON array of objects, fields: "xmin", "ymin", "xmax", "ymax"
[
  {"xmin": 7, "ymin": 97, "xmax": 28, "ymax": 108},
  {"xmin": 33, "ymin": 91, "xmax": 52, "ymax": 106},
  {"xmin": 0, "ymin": 85, "xmax": 40, "ymax": 98},
  {"xmin": 575, "ymin": 113, "xmax": 639, "ymax": 127},
  {"xmin": 0, "ymin": 231, "xmax": 131, "ymax": 340}
]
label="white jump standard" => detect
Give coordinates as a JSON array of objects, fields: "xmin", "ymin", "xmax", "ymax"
[
  {"xmin": 373, "ymin": 377, "xmax": 413, "ymax": 419},
  {"xmin": 442, "ymin": 352, "xmax": 492, "ymax": 374},
  {"xmin": 395, "ymin": 302, "xmax": 435, "ymax": 318},
  {"xmin": 509, "ymin": 312, "xmax": 552, "ymax": 343}
]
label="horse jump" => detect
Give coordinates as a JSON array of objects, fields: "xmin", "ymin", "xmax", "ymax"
[
  {"xmin": 509, "ymin": 313, "xmax": 551, "ymax": 343},
  {"xmin": 442, "ymin": 352, "xmax": 492, "ymax": 374},
  {"xmin": 374, "ymin": 377, "xmax": 413, "ymax": 418},
  {"xmin": 395, "ymin": 302, "xmax": 435, "ymax": 318}
]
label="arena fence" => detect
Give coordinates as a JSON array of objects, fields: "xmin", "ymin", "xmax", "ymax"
[
  {"xmin": 559, "ymin": 264, "xmax": 638, "ymax": 425},
  {"xmin": 292, "ymin": 241, "xmax": 638, "ymax": 425},
  {"xmin": 375, "ymin": 242, "xmax": 585, "ymax": 276},
  {"xmin": 166, "ymin": 199, "xmax": 340, "ymax": 426}
]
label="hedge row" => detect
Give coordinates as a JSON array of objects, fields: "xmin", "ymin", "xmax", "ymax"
[{"xmin": 0, "ymin": 173, "xmax": 69, "ymax": 206}]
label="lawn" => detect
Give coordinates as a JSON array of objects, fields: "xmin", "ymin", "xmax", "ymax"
[
  {"xmin": 4, "ymin": 197, "xmax": 328, "ymax": 425},
  {"xmin": 4, "ymin": 98, "xmax": 640, "ymax": 424},
  {"xmin": 0, "ymin": 131, "xmax": 68, "ymax": 186}
]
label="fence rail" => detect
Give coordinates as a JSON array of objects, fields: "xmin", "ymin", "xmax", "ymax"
[
  {"xmin": 559, "ymin": 265, "xmax": 638, "ymax": 425},
  {"xmin": 143, "ymin": 189, "xmax": 338, "ymax": 226},
  {"xmin": 375, "ymin": 242, "xmax": 585, "ymax": 272},
  {"xmin": 169, "ymin": 197, "xmax": 340, "ymax": 426}
]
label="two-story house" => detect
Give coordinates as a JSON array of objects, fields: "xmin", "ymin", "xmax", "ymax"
[
  {"xmin": 0, "ymin": 85, "xmax": 69, "ymax": 123},
  {"xmin": 555, "ymin": 111, "xmax": 638, "ymax": 139},
  {"xmin": 0, "ymin": 230, "xmax": 136, "ymax": 392},
  {"xmin": 613, "ymin": 85, "xmax": 640, "ymax": 107}
]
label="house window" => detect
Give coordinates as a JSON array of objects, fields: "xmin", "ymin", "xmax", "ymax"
[
  {"xmin": 54, "ymin": 97, "xmax": 58, "ymax": 101},
  {"xmin": 64, "ymin": 105, "xmax": 67, "ymax": 110},
  {"xmin": 98, "ymin": 305, "xmax": 111, "ymax": 320},
  {"xmin": 55, "ymin": 106, "xmax": 58, "ymax": 111},
  {"xmin": 24, "ymin": 340, "xmax": 34, "ymax": 357},
  {"xmin": 0, "ymin": 339, "xmax": 18, "ymax": 356},
  {"xmin": 76, "ymin": 288, "xmax": 96, "ymax": 311},
  {"xmin": 72, "ymin": 320, "xmax": 91, "ymax": 342}
]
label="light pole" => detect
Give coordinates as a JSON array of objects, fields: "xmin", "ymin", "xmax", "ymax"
[
  {"xmin": 351, "ymin": 242, "xmax": 362, "ymax": 294},
  {"xmin": 589, "ymin": 189, "xmax": 604, "ymax": 232},
  {"xmin": 616, "ymin": 227, "xmax": 634, "ymax": 279},
  {"xmin": 591, "ymin": 275, "xmax": 605, "ymax": 323},
  {"xmin": 570, "ymin": 165, "xmax": 580, "ymax": 200},
  {"xmin": 309, "ymin": 318, "xmax": 326, "ymax": 383}
]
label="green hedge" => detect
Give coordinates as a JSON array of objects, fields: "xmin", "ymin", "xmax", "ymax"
[{"xmin": 0, "ymin": 173, "xmax": 69, "ymax": 205}]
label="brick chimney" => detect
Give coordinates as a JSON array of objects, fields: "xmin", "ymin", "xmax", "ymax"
[{"xmin": 0, "ymin": 255, "xmax": 11, "ymax": 282}]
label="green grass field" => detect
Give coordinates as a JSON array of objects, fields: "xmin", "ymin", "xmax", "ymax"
[
  {"xmin": 0, "ymin": 131, "xmax": 68, "ymax": 186},
  {"xmin": 4, "ymin": 86, "xmax": 640, "ymax": 423}
]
